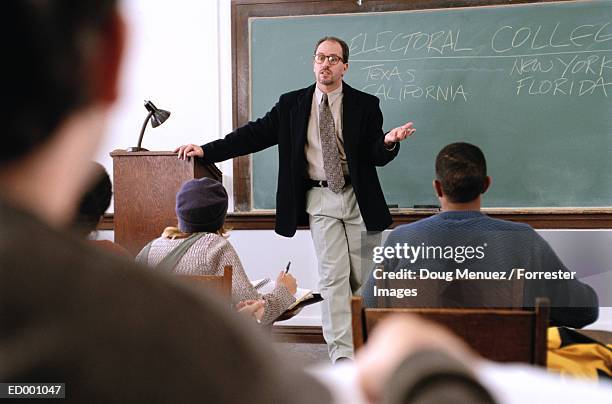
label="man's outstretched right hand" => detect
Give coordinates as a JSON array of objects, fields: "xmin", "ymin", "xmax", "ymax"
[{"xmin": 174, "ymin": 144, "xmax": 204, "ymax": 160}]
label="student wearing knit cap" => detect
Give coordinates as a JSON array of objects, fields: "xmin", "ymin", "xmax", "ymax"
[{"xmin": 136, "ymin": 178, "xmax": 298, "ymax": 324}]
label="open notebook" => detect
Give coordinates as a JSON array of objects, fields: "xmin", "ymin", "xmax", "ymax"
[{"xmin": 251, "ymin": 279, "xmax": 322, "ymax": 312}]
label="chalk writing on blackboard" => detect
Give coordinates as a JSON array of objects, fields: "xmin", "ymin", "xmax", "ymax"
[{"xmin": 349, "ymin": 22, "xmax": 612, "ymax": 102}]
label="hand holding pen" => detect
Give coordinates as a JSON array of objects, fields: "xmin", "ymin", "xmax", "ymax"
[{"xmin": 277, "ymin": 261, "xmax": 297, "ymax": 295}]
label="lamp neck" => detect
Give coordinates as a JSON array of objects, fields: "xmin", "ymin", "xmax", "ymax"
[{"xmin": 137, "ymin": 111, "xmax": 154, "ymax": 148}]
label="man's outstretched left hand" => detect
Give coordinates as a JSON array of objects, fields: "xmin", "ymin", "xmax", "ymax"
[{"xmin": 384, "ymin": 122, "xmax": 416, "ymax": 147}]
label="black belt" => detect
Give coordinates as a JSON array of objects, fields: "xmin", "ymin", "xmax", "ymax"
[{"xmin": 306, "ymin": 177, "xmax": 351, "ymax": 188}]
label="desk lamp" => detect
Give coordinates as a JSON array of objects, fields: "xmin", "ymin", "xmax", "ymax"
[{"xmin": 126, "ymin": 100, "xmax": 171, "ymax": 152}]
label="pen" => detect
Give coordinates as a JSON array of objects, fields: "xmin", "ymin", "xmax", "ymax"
[{"xmin": 285, "ymin": 261, "xmax": 291, "ymax": 274}]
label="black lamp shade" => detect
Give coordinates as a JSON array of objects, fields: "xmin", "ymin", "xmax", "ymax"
[
  {"xmin": 127, "ymin": 100, "xmax": 172, "ymax": 152},
  {"xmin": 144, "ymin": 100, "xmax": 171, "ymax": 127},
  {"xmin": 150, "ymin": 109, "xmax": 170, "ymax": 127}
]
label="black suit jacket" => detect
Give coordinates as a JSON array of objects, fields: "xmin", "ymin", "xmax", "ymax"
[{"xmin": 202, "ymin": 82, "xmax": 399, "ymax": 237}]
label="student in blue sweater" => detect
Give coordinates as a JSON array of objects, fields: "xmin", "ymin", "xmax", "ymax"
[{"xmin": 362, "ymin": 142, "xmax": 598, "ymax": 328}]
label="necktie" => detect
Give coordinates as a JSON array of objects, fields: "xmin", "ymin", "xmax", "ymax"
[{"xmin": 319, "ymin": 94, "xmax": 345, "ymax": 193}]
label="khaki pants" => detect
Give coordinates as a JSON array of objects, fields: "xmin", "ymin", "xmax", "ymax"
[{"xmin": 306, "ymin": 184, "xmax": 379, "ymax": 362}]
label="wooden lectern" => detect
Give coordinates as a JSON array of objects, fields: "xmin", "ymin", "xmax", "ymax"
[{"xmin": 110, "ymin": 150, "xmax": 222, "ymax": 255}]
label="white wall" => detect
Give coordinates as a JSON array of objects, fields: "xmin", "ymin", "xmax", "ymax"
[
  {"xmin": 96, "ymin": 0, "xmax": 611, "ymax": 331},
  {"xmin": 96, "ymin": 0, "xmax": 234, "ymax": 209}
]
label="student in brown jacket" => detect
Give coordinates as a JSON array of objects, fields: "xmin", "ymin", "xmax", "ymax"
[{"xmin": 0, "ymin": 1, "xmax": 326, "ymax": 402}]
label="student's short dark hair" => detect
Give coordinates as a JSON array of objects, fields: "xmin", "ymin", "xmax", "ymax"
[
  {"xmin": 435, "ymin": 142, "xmax": 487, "ymax": 203},
  {"xmin": 314, "ymin": 36, "xmax": 349, "ymax": 63},
  {"xmin": 73, "ymin": 162, "xmax": 112, "ymax": 236},
  {"xmin": 2, "ymin": 0, "xmax": 116, "ymax": 164}
]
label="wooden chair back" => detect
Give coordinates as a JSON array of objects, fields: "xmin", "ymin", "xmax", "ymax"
[
  {"xmin": 180, "ymin": 265, "xmax": 233, "ymax": 300},
  {"xmin": 351, "ymin": 296, "xmax": 549, "ymax": 366}
]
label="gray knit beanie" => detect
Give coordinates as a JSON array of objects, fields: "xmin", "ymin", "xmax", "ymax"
[{"xmin": 176, "ymin": 178, "xmax": 228, "ymax": 233}]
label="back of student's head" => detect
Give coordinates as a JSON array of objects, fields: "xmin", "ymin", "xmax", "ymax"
[
  {"xmin": 435, "ymin": 142, "xmax": 487, "ymax": 203},
  {"xmin": 2, "ymin": 0, "xmax": 117, "ymax": 165},
  {"xmin": 73, "ymin": 162, "xmax": 112, "ymax": 236},
  {"xmin": 173, "ymin": 178, "xmax": 229, "ymax": 235}
]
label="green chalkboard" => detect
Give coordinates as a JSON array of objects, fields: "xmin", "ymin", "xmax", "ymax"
[{"xmin": 250, "ymin": 1, "xmax": 612, "ymax": 209}]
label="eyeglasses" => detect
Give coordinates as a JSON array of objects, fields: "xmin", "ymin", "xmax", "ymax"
[{"xmin": 314, "ymin": 53, "xmax": 344, "ymax": 65}]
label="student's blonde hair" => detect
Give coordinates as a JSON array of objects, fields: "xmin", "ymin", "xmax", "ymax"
[{"xmin": 162, "ymin": 224, "xmax": 231, "ymax": 239}]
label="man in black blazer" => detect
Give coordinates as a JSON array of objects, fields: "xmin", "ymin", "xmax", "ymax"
[{"xmin": 177, "ymin": 36, "xmax": 415, "ymax": 362}]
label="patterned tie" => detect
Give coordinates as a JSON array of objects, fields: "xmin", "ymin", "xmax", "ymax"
[{"xmin": 319, "ymin": 93, "xmax": 345, "ymax": 193}]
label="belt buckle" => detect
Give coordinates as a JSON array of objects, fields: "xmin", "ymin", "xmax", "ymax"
[{"xmin": 318, "ymin": 180, "xmax": 325, "ymax": 187}]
